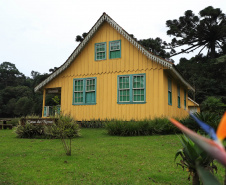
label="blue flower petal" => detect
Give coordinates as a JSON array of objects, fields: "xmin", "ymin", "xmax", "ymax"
[{"xmin": 189, "ymin": 113, "xmax": 218, "ymax": 140}]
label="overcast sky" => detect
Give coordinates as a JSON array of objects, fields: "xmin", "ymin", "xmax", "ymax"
[{"xmin": 1, "ymin": 0, "xmax": 225, "ymax": 77}]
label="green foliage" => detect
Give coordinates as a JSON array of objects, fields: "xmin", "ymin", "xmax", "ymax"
[
  {"xmin": 79, "ymin": 119, "xmax": 106, "ymax": 128},
  {"xmin": 14, "ymin": 97, "xmax": 34, "ymax": 116},
  {"xmin": 15, "ymin": 115, "xmax": 80, "ymax": 141},
  {"xmin": 0, "ymin": 61, "xmax": 51, "ymax": 117},
  {"xmin": 53, "ymin": 114, "xmax": 80, "ymax": 139},
  {"xmin": 105, "ymin": 118, "xmax": 179, "ymax": 136},
  {"xmin": 51, "ymin": 114, "xmax": 80, "ymax": 156},
  {"xmin": 0, "ymin": 61, "xmax": 25, "ymax": 89},
  {"xmin": 196, "ymin": 164, "xmax": 221, "ymax": 185},
  {"xmin": 175, "ymin": 135, "xmax": 217, "ymax": 184},
  {"xmin": 15, "ymin": 123, "xmax": 46, "ymax": 138},
  {"xmin": 176, "ymin": 55, "xmax": 226, "ymax": 104},
  {"xmin": 181, "ymin": 112, "xmax": 221, "ymax": 132},
  {"xmin": 201, "ymin": 96, "xmax": 226, "ymax": 114},
  {"xmin": 138, "ymin": 37, "xmax": 174, "ymax": 62},
  {"xmin": 8, "ymin": 118, "xmax": 20, "ymax": 126}
]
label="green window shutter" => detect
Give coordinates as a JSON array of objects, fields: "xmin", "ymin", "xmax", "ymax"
[
  {"xmin": 109, "ymin": 40, "xmax": 121, "ymax": 59},
  {"xmin": 86, "ymin": 92, "xmax": 95, "ymax": 103},
  {"xmin": 184, "ymin": 90, "xmax": 186, "ymax": 109},
  {"xmin": 95, "ymin": 42, "xmax": 106, "ymax": 60},
  {"xmin": 168, "ymin": 78, "xmax": 172, "ymax": 105}
]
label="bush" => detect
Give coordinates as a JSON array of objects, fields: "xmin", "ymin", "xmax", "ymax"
[
  {"xmin": 105, "ymin": 118, "xmax": 179, "ymax": 136},
  {"xmin": 15, "ymin": 115, "xmax": 81, "ymax": 139},
  {"xmin": 15, "ymin": 123, "xmax": 46, "ymax": 138},
  {"xmin": 79, "ymin": 119, "xmax": 106, "ymax": 128},
  {"xmin": 8, "ymin": 118, "xmax": 20, "ymax": 126}
]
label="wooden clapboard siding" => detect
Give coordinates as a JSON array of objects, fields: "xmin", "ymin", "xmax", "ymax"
[{"xmin": 42, "ymin": 21, "xmax": 190, "ymax": 120}]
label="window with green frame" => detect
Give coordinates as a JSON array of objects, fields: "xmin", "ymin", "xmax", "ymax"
[
  {"xmin": 95, "ymin": 42, "xmax": 106, "ymax": 60},
  {"xmin": 109, "ymin": 40, "xmax": 121, "ymax": 59},
  {"xmin": 168, "ymin": 78, "xmax": 172, "ymax": 105},
  {"xmin": 184, "ymin": 89, "xmax": 186, "ymax": 109},
  {"xmin": 177, "ymin": 85, "xmax": 180, "ymax": 108},
  {"xmin": 73, "ymin": 77, "xmax": 96, "ymax": 105},
  {"xmin": 118, "ymin": 74, "xmax": 146, "ymax": 104}
]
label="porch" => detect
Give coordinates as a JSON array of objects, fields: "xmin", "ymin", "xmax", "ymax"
[{"xmin": 42, "ymin": 87, "xmax": 61, "ymax": 117}]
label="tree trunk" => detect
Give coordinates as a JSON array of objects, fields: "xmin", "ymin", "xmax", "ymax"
[
  {"xmin": 192, "ymin": 172, "xmax": 200, "ymax": 185},
  {"xmin": 210, "ymin": 42, "xmax": 216, "ymax": 58}
]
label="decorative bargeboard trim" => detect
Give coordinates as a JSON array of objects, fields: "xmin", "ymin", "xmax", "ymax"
[{"xmin": 34, "ymin": 13, "xmax": 192, "ymax": 92}]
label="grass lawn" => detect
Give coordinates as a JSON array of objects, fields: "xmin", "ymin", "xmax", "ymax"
[{"xmin": 0, "ymin": 128, "xmax": 225, "ymax": 184}]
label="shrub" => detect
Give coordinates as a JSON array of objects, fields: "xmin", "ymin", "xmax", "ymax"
[
  {"xmin": 79, "ymin": 119, "xmax": 106, "ymax": 128},
  {"xmin": 8, "ymin": 118, "xmax": 20, "ymax": 126},
  {"xmin": 53, "ymin": 114, "xmax": 80, "ymax": 156},
  {"xmin": 15, "ymin": 115, "xmax": 80, "ymax": 140},
  {"xmin": 15, "ymin": 123, "xmax": 46, "ymax": 138},
  {"xmin": 105, "ymin": 118, "xmax": 179, "ymax": 136}
]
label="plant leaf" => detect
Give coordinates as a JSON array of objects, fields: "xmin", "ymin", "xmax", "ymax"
[
  {"xmin": 196, "ymin": 164, "xmax": 221, "ymax": 185},
  {"xmin": 169, "ymin": 118, "xmax": 226, "ymax": 167},
  {"xmin": 174, "ymin": 149, "xmax": 183, "ymax": 162}
]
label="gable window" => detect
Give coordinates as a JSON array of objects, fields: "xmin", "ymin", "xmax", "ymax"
[
  {"xmin": 73, "ymin": 77, "xmax": 96, "ymax": 105},
  {"xmin": 177, "ymin": 85, "xmax": 180, "ymax": 108},
  {"xmin": 118, "ymin": 74, "xmax": 146, "ymax": 104},
  {"xmin": 109, "ymin": 40, "xmax": 121, "ymax": 59},
  {"xmin": 95, "ymin": 42, "xmax": 106, "ymax": 60},
  {"xmin": 184, "ymin": 90, "xmax": 186, "ymax": 109},
  {"xmin": 168, "ymin": 78, "xmax": 172, "ymax": 105}
]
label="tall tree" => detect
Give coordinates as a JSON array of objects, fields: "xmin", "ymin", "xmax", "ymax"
[
  {"xmin": 0, "ymin": 62, "xmax": 25, "ymax": 88},
  {"xmin": 166, "ymin": 6, "xmax": 226, "ymax": 58}
]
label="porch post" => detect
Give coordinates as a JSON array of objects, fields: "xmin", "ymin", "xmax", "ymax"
[{"xmin": 42, "ymin": 89, "xmax": 46, "ymax": 117}]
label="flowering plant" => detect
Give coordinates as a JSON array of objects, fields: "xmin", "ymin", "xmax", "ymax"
[{"xmin": 170, "ymin": 112, "xmax": 226, "ymax": 184}]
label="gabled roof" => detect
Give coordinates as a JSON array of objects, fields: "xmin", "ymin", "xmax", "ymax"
[{"xmin": 34, "ymin": 13, "xmax": 194, "ymax": 92}]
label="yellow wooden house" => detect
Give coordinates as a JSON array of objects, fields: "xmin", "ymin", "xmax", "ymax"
[{"xmin": 35, "ymin": 13, "xmax": 196, "ymax": 121}]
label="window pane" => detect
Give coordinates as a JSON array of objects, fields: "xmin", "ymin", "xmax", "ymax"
[
  {"xmin": 75, "ymin": 92, "xmax": 83, "ymax": 103},
  {"xmin": 75, "ymin": 80, "xmax": 83, "ymax": 92},
  {"xmin": 141, "ymin": 95, "xmax": 144, "ymax": 101},
  {"xmin": 119, "ymin": 77, "xmax": 129, "ymax": 89},
  {"xmin": 119, "ymin": 90, "xmax": 129, "ymax": 102},
  {"xmin": 110, "ymin": 41, "xmax": 120, "ymax": 51},
  {"xmin": 86, "ymin": 79, "xmax": 95, "ymax": 92},
  {"xmin": 96, "ymin": 43, "xmax": 106, "ymax": 60}
]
